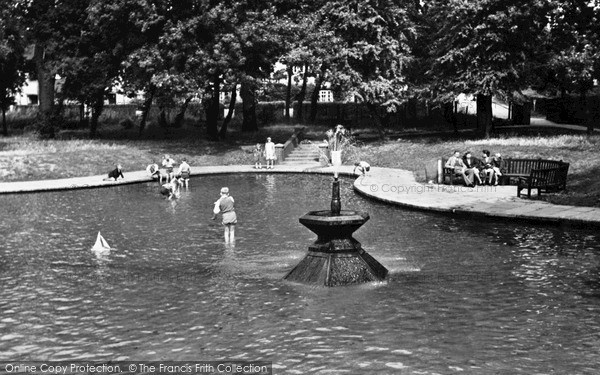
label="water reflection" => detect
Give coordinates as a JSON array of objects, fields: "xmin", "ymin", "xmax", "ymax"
[{"xmin": 0, "ymin": 174, "xmax": 599, "ymax": 373}]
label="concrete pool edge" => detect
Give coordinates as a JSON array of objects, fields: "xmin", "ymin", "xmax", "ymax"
[{"xmin": 1, "ymin": 164, "xmax": 599, "ymax": 227}]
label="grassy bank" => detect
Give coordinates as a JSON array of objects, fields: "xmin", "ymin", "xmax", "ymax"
[{"xmin": 0, "ymin": 124, "xmax": 296, "ymax": 181}]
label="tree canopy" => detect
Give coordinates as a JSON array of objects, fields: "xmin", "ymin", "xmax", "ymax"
[{"xmin": 2, "ymin": 0, "xmax": 599, "ymax": 138}]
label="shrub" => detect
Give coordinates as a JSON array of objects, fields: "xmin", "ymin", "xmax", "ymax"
[{"xmin": 119, "ymin": 118, "xmax": 135, "ymax": 129}]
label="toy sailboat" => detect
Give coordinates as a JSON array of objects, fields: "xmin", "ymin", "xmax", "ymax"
[{"xmin": 91, "ymin": 231, "xmax": 111, "ymax": 253}]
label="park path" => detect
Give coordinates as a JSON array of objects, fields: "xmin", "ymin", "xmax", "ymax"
[
  {"xmin": 347, "ymin": 166, "xmax": 600, "ymax": 227},
  {"xmin": 1, "ymin": 164, "xmax": 599, "ymax": 228},
  {"xmin": 492, "ymin": 98, "xmax": 598, "ymax": 132}
]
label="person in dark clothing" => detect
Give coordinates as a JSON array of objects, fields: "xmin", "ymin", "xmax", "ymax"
[
  {"xmin": 480, "ymin": 150, "xmax": 495, "ymax": 185},
  {"xmin": 492, "ymin": 153, "xmax": 506, "ymax": 185},
  {"xmin": 462, "ymin": 152, "xmax": 482, "ymax": 186},
  {"xmin": 104, "ymin": 164, "xmax": 124, "ymax": 181}
]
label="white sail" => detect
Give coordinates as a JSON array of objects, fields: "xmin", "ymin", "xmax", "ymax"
[{"xmin": 91, "ymin": 231, "xmax": 111, "ymax": 252}]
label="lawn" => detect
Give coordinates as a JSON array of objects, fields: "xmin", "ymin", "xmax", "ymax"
[{"xmin": 0, "ymin": 123, "xmax": 296, "ymax": 181}]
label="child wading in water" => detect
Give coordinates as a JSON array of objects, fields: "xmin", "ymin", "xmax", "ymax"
[
  {"xmin": 160, "ymin": 177, "xmax": 183, "ymax": 200},
  {"xmin": 212, "ymin": 187, "xmax": 237, "ymax": 243}
]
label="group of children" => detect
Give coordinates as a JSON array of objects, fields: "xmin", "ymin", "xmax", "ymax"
[
  {"xmin": 445, "ymin": 150, "xmax": 506, "ymax": 186},
  {"xmin": 253, "ymin": 137, "xmax": 277, "ymax": 169},
  {"xmin": 149, "ymin": 156, "xmax": 236, "ymax": 242},
  {"xmin": 144, "ymin": 155, "xmax": 191, "ymax": 199}
]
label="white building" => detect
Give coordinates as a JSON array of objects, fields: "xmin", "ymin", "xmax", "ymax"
[
  {"xmin": 273, "ymin": 62, "xmax": 335, "ymax": 103},
  {"xmin": 13, "ymin": 75, "xmax": 141, "ymax": 107},
  {"xmin": 13, "ymin": 77, "xmax": 39, "ymax": 105}
]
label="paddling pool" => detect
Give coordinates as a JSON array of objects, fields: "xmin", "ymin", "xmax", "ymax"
[{"xmin": 1, "ymin": 174, "xmax": 599, "ymax": 373}]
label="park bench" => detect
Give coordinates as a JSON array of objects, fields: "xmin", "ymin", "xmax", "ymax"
[
  {"xmin": 500, "ymin": 159, "xmax": 567, "ymax": 185},
  {"xmin": 517, "ymin": 163, "xmax": 570, "ymax": 198},
  {"xmin": 440, "ymin": 158, "xmax": 569, "ymax": 190}
]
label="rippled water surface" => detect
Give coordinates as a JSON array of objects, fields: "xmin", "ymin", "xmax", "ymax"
[{"xmin": 1, "ymin": 174, "xmax": 600, "ymax": 374}]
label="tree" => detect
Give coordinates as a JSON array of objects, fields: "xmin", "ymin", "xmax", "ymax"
[
  {"xmin": 280, "ymin": 11, "xmax": 342, "ymax": 124},
  {"xmin": 424, "ymin": 0, "xmax": 551, "ymax": 138},
  {"xmin": 237, "ymin": 2, "xmax": 288, "ymax": 132},
  {"xmin": 322, "ymin": 0, "xmax": 415, "ymax": 137},
  {"xmin": 0, "ymin": 3, "xmax": 25, "ymax": 136},
  {"xmin": 158, "ymin": 1, "xmax": 247, "ymax": 140},
  {"xmin": 119, "ymin": 0, "xmax": 200, "ymax": 136},
  {"xmin": 535, "ymin": 0, "xmax": 600, "ymax": 134},
  {"xmin": 17, "ymin": 0, "xmax": 95, "ymax": 137},
  {"xmin": 59, "ymin": 0, "xmax": 164, "ymax": 137}
]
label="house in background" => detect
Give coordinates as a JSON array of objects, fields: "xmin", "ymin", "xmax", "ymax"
[
  {"xmin": 273, "ymin": 62, "xmax": 335, "ymax": 103},
  {"xmin": 13, "ymin": 76, "xmax": 39, "ymax": 106},
  {"xmin": 13, "ymin": 60, "xmax": 334, "ymax": 112},
  {"xmin": 13, "ymin": 74, "xmax": 141, "ymax": 108}
]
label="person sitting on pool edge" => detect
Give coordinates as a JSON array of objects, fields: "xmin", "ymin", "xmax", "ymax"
[
  {"xmin": 353, "ymin": 161, "xmax": 371, "ymax": 176},
  {"xmin": 103, "ymin": 164, "xmax": 124, "ymax": 181},
  {"xmin": 147, "ymin": 161, "xmax": 170, "ymax": 184}
]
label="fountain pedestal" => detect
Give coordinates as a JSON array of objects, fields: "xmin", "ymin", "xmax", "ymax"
[{"xmin": 284, "ymin": 177, "xmax": 388, "ymax": 286}]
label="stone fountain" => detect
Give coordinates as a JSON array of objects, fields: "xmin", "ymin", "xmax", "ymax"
[{"xmin": 284, "ymin": 172, "xmax": 388, "ymax": 286}]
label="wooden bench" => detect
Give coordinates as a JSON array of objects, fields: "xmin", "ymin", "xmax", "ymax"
[
  {"xmin": 517, "ymin": 163, "xmax": 570, "ymax": 198},
  {"xmin": 440, "ymin": 158, "xmax": 569, "ymax": 188},
  {"xmin": 500, "ymin": 159, "xmax": 566, "ymax": 185}
]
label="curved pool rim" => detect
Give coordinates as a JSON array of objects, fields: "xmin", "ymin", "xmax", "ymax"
[{"xmin": 1, "ymin": 164, "xmax": 599, "ymax": 228}]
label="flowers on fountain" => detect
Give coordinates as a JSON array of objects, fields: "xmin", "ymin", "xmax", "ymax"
[{"xmin": 326, "ymin": 124, "xmax": 350, "ymax": 151}]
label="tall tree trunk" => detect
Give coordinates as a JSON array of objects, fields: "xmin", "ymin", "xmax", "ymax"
[
  {"xmin": 512, "ymin": 101, "xmax": 531, "ymax": 125},
  {"xmin": 205, "ymin": 73, "xmax": 221, "ymax": 140},
  {"xmin": 444, "ymin": 101, "xmax": 458, "ymax": 134},
  {"xmin": 158, "ymin": 107, "xmax": 168, "ymax": 128},
  {"xmin": 295, "ymin": 64, "xmax": 308, "ymax": 122},
  {"xmin": 139, "ymin": 84, "xmax": 155, "ymax": 136},
  {"xmin": 559, "ymin": 88, "xmax": 567, "ymax": 122},
  {"xmin": 365, "ymin": 103, "xmax": 386, "ymax": 139},
  {"xmin": 241, "ymin": 79, "xmax": 258, "ymax": 132},
  {"xmin": 89, "ymin": 89, "xmax": 105, "ymax": 138},
  {"xmin": 2, "ymin": 107, "xmax": 7, "ymax": 136},
  {"xmin": 309, "ymin": 65, "xmax": 326, "ymax": 123},
  {"xmin": 581, "ymin": 91, "xmax": 595, "ymax": 135},
  {"xmin": 34, "ymin": 44, "xmax": 56, "ymax": 138},
  {"xmin": 476, "ymin": 93, "xmax": 493, "ymax": 139},
  {"xmin": 173, "ymin": 96, "xmax": 193, "ymax": 128},
  {"xmin": 285, "ymin": 65, "xmax": 293, "ymax": 122},
  {"xmin": 219, "ymin": 84, "xmax": 237, "ymax": 139},
  {"xmin": 79, "ymin": 101, "xmax": 87, "ymax": 126}
]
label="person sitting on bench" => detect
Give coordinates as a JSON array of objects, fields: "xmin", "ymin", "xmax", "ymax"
[
  {"xmin": 492, "ymin": 153, "xmax": 506, "ymax": 185},
  {"xmin": 480, "ymin": 150, "xmax": 495, "ymax": 185},
  {"xmin": 462, "ymin": 151, "xmax": 483, "ymax": 186},
  {"xmin": 445, "ymin": 151, "xmax": 470, "ymax": 186}
]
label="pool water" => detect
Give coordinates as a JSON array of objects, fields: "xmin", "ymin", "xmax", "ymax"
[{"xmin": 1, "ymin": 174, "xmax": 600, "ymax": 374}]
